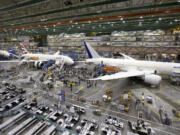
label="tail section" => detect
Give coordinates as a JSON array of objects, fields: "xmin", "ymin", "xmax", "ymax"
[
  {"xmin": 20, "ymin": 43, "xmax": 29, "ymax": 54},
  {"xmin": 54, "ymin": 51, "xmax": 60, "ymax": 55},
  {"xmin": 84, "ymin": 41, "xmax": 101, "ymax": 58},
  {"xmin": 119, "ymin": 53, "xmax": 135, "ymax": 60}
]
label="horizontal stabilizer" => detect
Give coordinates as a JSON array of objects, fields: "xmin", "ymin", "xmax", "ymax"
[{"xmin": 84, "ymin": 42, "xmax": 100, "ymax": 58}]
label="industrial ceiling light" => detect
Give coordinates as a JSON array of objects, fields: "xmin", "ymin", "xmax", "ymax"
[
  {"xmin": 138, "ymin": 22, "xmax": 142, "ymax": 26},
  {"xmin": 139, "ymin": 16, "xmax": 143, "ymax": 19},
  {"xmin": 122, "ymin": 21, "xmax": 125, "ymax": 23},
  {"xmin": 174, "ymin": 19, "xmax": 178, "ymax": 22},
  {"xmin": 97, "ymin": 10, "xmax": 102, "ymax": 13},
  {"xmin": 111, "ymin": 24, "xmax": 114, "ymax": 27},
  {"xmin": 156, "ymin": 20, "xmax": 159, "ymax": 23},
  {"xmin": 120, "ymin": 18, "xmax": 123, "ymax": 21},
  {"xmin": 88, "ymin": 21, "xmax": 91, "ymax": 24},
  {"xmin": 159, "ymin": 18, "xmax": 162, "ymax": 21},
  {"xmin": 41, "ymin": 19, "xmax": 47, "ymax": 22}
]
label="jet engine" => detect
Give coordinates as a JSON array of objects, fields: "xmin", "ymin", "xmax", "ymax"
[
  {"xmin": 143, "ymin": 74, "xmax": 162, "ymax": 86},
  {"xmin": 38, "ymin": 61, "xmax": 43, "ymax": 67},
  {"xmin": 34, "ymin": 61, "xmax": 38, "ymax": 67},
  {"xmin": 34, "ymin": 61, "xmax": 43, "ymax": 68}
]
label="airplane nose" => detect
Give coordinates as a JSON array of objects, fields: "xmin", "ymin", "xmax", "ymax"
[
  {"xmin": 67, "ymin": 58, "xmax": 74, "ymax": 65},
  {"xmin": 70, "ymin": 59, "xmax": 74, "ymax": 65}
]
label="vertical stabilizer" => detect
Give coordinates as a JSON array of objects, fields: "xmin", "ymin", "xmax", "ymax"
[
  {"xmin": 119, "ymin": 53, "xmax": 135, "ymax": 60},
  {"xmin": 84, "ymin": 42, "xmax": 101, "ymax": 58},
  {"xmin": 54, "ymin": 51, "xmax": 60, "ymax": 55}
]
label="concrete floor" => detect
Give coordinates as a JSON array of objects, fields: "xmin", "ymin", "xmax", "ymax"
[{"xmin": 0, "ymin": 63, "xmax": 180, "ymax": 135}]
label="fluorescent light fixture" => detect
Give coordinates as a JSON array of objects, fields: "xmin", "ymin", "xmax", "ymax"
[{"xmin": 139, "ymin": 22, "xmax": 142, "ymax": 26}]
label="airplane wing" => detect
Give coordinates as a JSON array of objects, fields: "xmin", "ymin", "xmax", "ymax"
[
  {"xmin": 0, "ymin": 60, "xmax": 21, "ymax": 63},
  {"xmin": 89, "ymin": 70, "xmax": 154, "ymax": 80},
  {"xmin": 10, "ymin": 54, "xmax": 20, "ymax": 59},
  {"xmin": 0, "ymin": 59, "xmax": 47, "ymax": 63}
]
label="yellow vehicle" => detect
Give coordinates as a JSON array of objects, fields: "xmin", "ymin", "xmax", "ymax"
[
  {"xmin": 118, "ymin": 103, "xmax": 129, "ymax": 112},
  {"xmin": 172, "ymin": 109, "xmax": 180, "ymax": 117},
  {"xmin": 102, "ymin": 95, "xmax": 112, "ymax": 102},
  {"xmin": 120, "ymin": 91, "xmax": 131, "ymax": 102},
  {"xmin": 68, "ymin": 82, "xmax": 76, "ymax": 86},
  {"xmin": 124, "ymin": 104, "xmax": 129, "ymax": 112},
  {"xmin": 48, "ymin": 72, "xmax": 53, "ymax": 77}
]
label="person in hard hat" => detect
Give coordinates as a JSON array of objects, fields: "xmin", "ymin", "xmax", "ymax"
[{"xmin": 141, "ymin": 92, "xmax": 145, "ymax": 101}]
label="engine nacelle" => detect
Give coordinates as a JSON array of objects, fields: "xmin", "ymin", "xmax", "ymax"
[
  {"xmin": 144, "ymin": 74, "xmax": 162, "ymax": 86},
  {"xmin": 34, "ymin": 61, "xmax": 38, "ymax": 67},
  {"xmin": 38, "ymin": 61, "xmax": 43, "ymax": 67},
  {"xmin": 34, "ymin": 61, "xmax": 43, "ymax": 68}
]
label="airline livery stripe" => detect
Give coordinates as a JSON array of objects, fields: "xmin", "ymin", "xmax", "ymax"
[{"xmin": 84, "ymin": 42, "xmax": 93, "ymax": 58}]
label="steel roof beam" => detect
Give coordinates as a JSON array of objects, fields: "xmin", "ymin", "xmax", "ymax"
[
  {"xmin": 0, "ymin": 1, "xmax": 179, "ymax": 29},
  {"xmin": 0, "ymin": 0, "xmax": 48, "ymax": 13},
  {"xmin": 0, "ymin": 0, "xmax": 128, "ymax": 22}
]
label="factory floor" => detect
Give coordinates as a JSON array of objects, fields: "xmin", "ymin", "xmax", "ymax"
[{"xmin": 0, "ymin": 63, "xmax": 180, "ymax": 135}]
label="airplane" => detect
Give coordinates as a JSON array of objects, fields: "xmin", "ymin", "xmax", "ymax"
[
  {"xmin": 84, "ymin": 41, "xmax": 180, "ymax": 86},
  {"xmin": 0, "ymin": 50, "xmax": 18, "ymax": 58},
  {"xmin": 0, "ymin": 50, "xmax": 11, "ymax": 57},
  {"xmin": 19, "ymin": 44, "xmax": 74, "ymax": 68},
  {"xmin": 0, "ymin": 44, "xmax": 74, "ymax": 69}
]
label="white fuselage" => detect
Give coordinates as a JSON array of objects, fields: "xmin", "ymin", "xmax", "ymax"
[
  {"xmin": 22, "ymin": 53, "xmax": 74, "ymax": 65},
  {"xmin": 86, "ymin": 58, "xmax": 180, "ymax": 75},
  {"xmin": 0, "ymin": 50, "xmax": 10, "ymax": 57}
]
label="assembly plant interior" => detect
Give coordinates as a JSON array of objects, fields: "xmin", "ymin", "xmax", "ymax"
[{"xmin": 0, "ymin": 0, "xmax": 180, "ymax": 135}]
